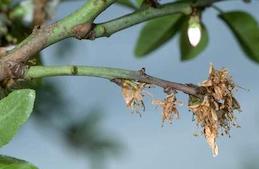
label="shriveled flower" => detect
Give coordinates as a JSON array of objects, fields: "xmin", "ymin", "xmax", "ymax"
[
  {"xmin": 204, "ymin": 125, "xmax": 219, "ymax": 157},
  {"xmin": 189, "ymin": 96, "xmax": 219, "ymax": 157},
  {"xmin": 201, "ymin": 64, "xmax": 238, "ymax": 109},
  {"xmin": 202, "ymin": 64, "xmax": 240, "ymax": 133},
  {"xmin": 189, "ymin": 64, "xmax": 240, "ymax": 157},
  {"xmin": 152, "ymin": 92, "xmax": 181, "ymax": 126},
  {"xmin": 118, "ymin": 79, "xmax": 147, "ymax": 116}
]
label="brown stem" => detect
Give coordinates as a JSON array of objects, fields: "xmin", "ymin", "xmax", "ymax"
[{"xmin": 133, "ymin": 69, "xmax": 201, "ymax": 97}]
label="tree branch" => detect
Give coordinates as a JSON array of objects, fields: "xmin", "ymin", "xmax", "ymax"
[
  {"xmin": 0, "ymin": 0, "xmax": 115, "ymax": 81},
  {"xmin": 91, "ymin": 2, "xmax": 192, "ymax": 38},
  {"xmin": 0, "ymin": 0, "xmax": 229, "ymax": 83},
  {"xmin": 24, "ymin": 65, "xmax": 201, "ymax": 97},
  {"xmin": 1, "ymin": 0, "xmax": 116, "ymax": 62},
  {"xmin": 75, "ymin": 0, "xmax": 228, "ymax": 39}
]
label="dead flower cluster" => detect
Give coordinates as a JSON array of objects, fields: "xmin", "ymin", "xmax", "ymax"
[
  {"xmin": 152, "ymin": 91, "xmax": 181, "ymax": 126},
  {"xmin": 189, "ymin": 64, "xmax": 240, "ymax": 157},
  {"xmin": 114, "ymin": 64, "xmax": 240, "ymax": 157},
  {"xmin": 117, "ymin": 79, "xmax": 181, "ymax": 124},
  {"xmin": 119, "ymin": 79, "xmax": 147, "ymax": 116}
]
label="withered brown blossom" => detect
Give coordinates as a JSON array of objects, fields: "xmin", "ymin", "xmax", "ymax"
[
  {"xmin": 118, "ymin": 79, "xmax": 147, "ymax": 116},
  {"xmin": 113, "ymin": 64, "xmax": 240, "ymax": 157},
  {"xmin": 189, "ymin": 96, "xmax": 219, "ymax": 156},
  {"xmin": 188, "ymin": 64, "xmax": 240, "ymax": 157},
  {"xmin": 152, "ymin": 91, "xmax": 181, "ymax": 126}
]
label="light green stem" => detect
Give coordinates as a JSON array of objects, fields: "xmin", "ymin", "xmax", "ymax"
[
  {"xmin": 25, "ymin": 65, "xmax": 200, "ymax": 97},
  {"xmin": 94, "ymin": 2, "xmax": 192, "ymax": 38},
  {"xmin": 25, "ymin": 65, "xmax": 134, "ymax": 80}
]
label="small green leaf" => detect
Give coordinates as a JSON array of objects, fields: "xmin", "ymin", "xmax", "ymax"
[
  {"xmin": 135, "ymin": 14, "xmax": 184, "ymax": 57},
  {"xmin": 117, "ymin": 0, "xmax": 136, "ymax": 9},
  {"xmin": 219, "ymin": 11, "xmax": 259, "ymax": 63},
  {"xmin": 180, "ymin": 22, "xmax": 209, "ymax": 61},
  {"xmin": 188, "ymin": 95, "xmax": 202, "ymax": 106},
  {"xmin": 0, "ymin": 89, "xmax": 35, "ymax": 147},
  {"xmin": 0, "ymin": 155, "xmax": 38, "ymax": 169}
]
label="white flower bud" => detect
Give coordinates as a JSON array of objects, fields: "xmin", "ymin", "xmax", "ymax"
[{"xmin": 187, "ymin": 15, "xmax": 202, "ymax": 47}]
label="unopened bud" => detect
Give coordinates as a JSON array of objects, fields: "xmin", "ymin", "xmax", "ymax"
[{"xmin": 187, "ymin": 15, "xmax": 202, "ymax": 47}]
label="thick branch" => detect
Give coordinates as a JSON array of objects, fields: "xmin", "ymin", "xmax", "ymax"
[
  {"xmin": 2, "ymin": 0, "xmax": 115, "ymax": 63},
  {"xmin": 0, "ymin": 0, "xmax": 115, "ymax": 81},
  {"xmin": 24, "ymin": 65, "xmax": 200, "ymax": 97}
]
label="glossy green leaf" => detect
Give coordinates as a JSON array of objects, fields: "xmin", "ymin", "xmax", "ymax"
[
  {"xmin": 219, "ymin": 11, "xmax": 259, "ymax": 63},
  {"xmin": 117, "ymin": 0, "xmax": 136, "ymax": 9},
  {"xmin": 180, "ymin": 23, "xmax": 209, "ymax": 61},
  {"xmin": 135, "ymin": 14, "xmax": 184, "ymax": 57},
  {"xmin": 0, "ymin": 89, "xmax": 35, "ymax": 147},
  {"xmin": 0, "ymin": 155, "xmax": 38, "ymax": 169}
]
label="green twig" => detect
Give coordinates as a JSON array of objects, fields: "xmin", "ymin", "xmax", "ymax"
[
  {"xmin": 78, "ymin": 0, "xmax": 228, "ymax": 38},
  {"xmin": 92, "ymin": 2, "xmax": 192, "ymax": 38},
  {"xmin": 25, "ymin": 65, "xmax": 200, "ymax": 97}
]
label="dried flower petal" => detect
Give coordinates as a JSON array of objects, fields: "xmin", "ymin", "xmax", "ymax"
[
  {"xmin": 153, "ymin": 92, "xmax": 181, "ymax": 125},
  {"xmin": 204, "ymin": 126, "xmax": 218, "ymax": 157},
  {"xmin": 119, "ymin": 80, "xmax": 147, "ymax": 115},
  {"xmin": 189, "ymin": 96, "xmax": 219, "ymax": 156},
  {"xmin": 189, "ymin": 64, "xmax": 240, "ymax": 156}
]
